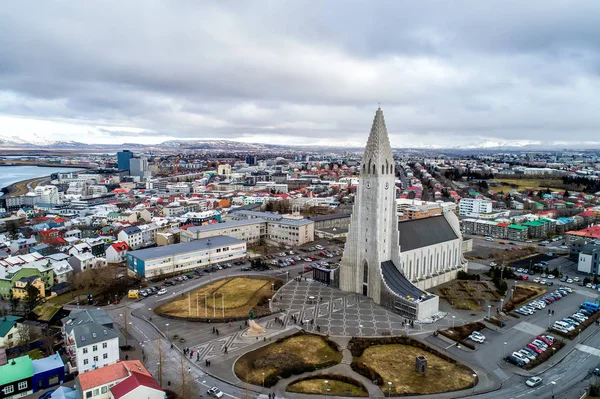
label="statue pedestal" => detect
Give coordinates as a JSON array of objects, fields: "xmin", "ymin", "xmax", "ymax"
[{"xmin": 247, "ymin": 319, "xmax": 267, "ymax": 336}]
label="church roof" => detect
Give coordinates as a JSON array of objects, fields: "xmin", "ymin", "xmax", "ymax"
[
  {"xmin": 381, "ymin": 261, "xmax": 433, "ymax": 301},
  {"xmin": 398, "ymin": 216, "xmax": 458, "ymax": 251}
]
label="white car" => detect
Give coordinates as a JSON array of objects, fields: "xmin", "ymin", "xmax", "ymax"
[
  {"xmin": 587, "ymin": 283, "xmax": 594, "ymax": 288},
  {"xmin": 567, "ymin": 279, "xmax": 574, "ymax": 283},
  {"xmin": 469, "ymin": 334, "xmax": 485, "ymax": 343},
  {"xmin": 517, "ymin": 268, "xmax": 524, "ymax": 273},
  {"xmin": 547, "ymin": 274, "xmax": 555, "ymax": 279},
  {"xmin": 560, "ymin": 245, "xmax": 568, "ymax": 249},
  {"xmin": 526, "ymin": 377, "xmax": 542, "ymax": 387},
  {"xmin": 157, "ymin": 288, "xmax": 167, "ymax": 296},
  {"xmin": 574, "ymin": 277, "xmax": 580, "ymax": 282},
  {"xmin": 533, "ymin": 278, "xmax": 541, "ymax": 283},
  {"xmin": 490, "ymin": 262, "xmax": 497, "ymax": 266},
  {"xmin": 540, "ymin": 279, "xmax": 547, "ymax": 285},
  {"xmin": 207, "ymin": 387, "xmax": 224, "ymax": 398},
  {"xmin": 512, "ymin": 352, "xmax": 530, "ymax": 364}
]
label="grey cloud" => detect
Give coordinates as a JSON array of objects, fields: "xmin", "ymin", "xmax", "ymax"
[{"xmin": 1, "ymin": 1, "xmax": 600, "ymax": 147}]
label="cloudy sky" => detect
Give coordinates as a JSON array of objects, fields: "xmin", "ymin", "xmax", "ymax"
[{"xmin": 1, "ymin": 1, "xmax": 600, "ymax": 148}]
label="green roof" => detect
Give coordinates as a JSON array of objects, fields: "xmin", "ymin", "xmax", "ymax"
[
  {"xmin": 523, "ymin": 220, "xmax": 545, "ymax": 227},
  {"xmin": 0, "ymin": 316, "xmax": 21, "ymax": 338},
  {"xmin": 508, "ymin": 224, "xmax": 528, "ymax": 230},
  {"xmin": 107, "ymin": 212, "xmax": 120, "ymax": 217},
  {"xmin": 32, "ymin": 304, "xmax": 62, "ymax": 322},
  {"xmin": 0, "ymin": 356, "xmax": 34, "ymax": 385}
]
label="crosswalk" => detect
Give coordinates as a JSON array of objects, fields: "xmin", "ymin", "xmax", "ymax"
[{"xmin": 576, "ymin": 343, "xmax": 600, "ymax": 357}]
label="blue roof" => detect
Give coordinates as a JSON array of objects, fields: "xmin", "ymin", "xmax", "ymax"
[
  {"xmin": 128, "ymin": 236, "xmax": 245, "ymax": 261},
  {"xmin": 32, "ymin": 353, "xmax": 64, "ymax": 374},
  {"xmin": 122, "ymin": 226, "xmax": 141, "ymax": 234}
]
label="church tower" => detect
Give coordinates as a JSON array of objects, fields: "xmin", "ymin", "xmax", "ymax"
[{"xmin": 339, "ymin": 108, "xmax": 399, "ymax": 303}]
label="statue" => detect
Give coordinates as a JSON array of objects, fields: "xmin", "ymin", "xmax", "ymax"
[{"xmin": 247, "ymin": 308, "xmax": 266, "ymax": 335}]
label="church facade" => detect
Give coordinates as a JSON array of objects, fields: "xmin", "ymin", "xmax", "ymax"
[{"xmin": 338, "ymin": 108, "xmax": 467, "ymax": 320}]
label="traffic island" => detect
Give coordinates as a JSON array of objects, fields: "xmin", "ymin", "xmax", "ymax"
[
  {"xmin": 348, "ymin": 337, "xmax": 477, "ymax": 396},
  {"xmin": 522, "ymin": 339, "xmax": 565, "ymax": 370},
  {"xmin": 502, "ymin": 285, "xmax": 547, "ymax": 313},
  {"xmin": 286, "ymin": 375, "xmax": 368, "ymax": 397},
  {"xmin": 550, "ymin": 311, "xmax": 600, "ymax": 340},
  {"xmin": 234, "ymin": 331, "xmax": 342, "ymax": 388},
  {"xmin": 154, "ymin": 276, "xmax": 282, "ymax": 322}
]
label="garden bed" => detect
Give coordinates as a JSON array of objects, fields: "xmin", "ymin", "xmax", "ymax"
[
  {"xmin": 522, "ymin": 339, "xmax": 565, "ymax": 370},
  {"xmin": 438, "ymin": 322, "xmax": 486, "ymax": 350},
  {"xmin": 286, "ymin": 375, "xmax": 368, "ymax": 397},
  {"xmin": 349, "ymin": 337, "xmax": 476, "ymax": 396},
  {"xmin": 502, "ymin": 285, "xmax": 546, "ymax": 313},
  {"xmin": 234, "ymin": 332, "xmax": 342, "ymax": 387}
]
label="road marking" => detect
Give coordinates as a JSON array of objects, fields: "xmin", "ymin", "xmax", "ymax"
[
  {"xmin": 576, "ymin": 344, "xmax": 600, "ymax": 357},
  {"xmin": 512, "ymin": 321, "xmax": 546, "ymax": 337}
]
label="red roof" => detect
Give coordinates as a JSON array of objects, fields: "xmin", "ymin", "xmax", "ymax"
[
  {"xmin": 78, "ymin": 361, "xmax": 150, "ymax": 391},
  {"xmin": 110, "ymin": 371, "xmax": 162, "ymax": 399},
  {"xmin": 577, "ymin": 211, "xmax": 596, "ymax": 217},
  {"xmin": 111, "ymin": 241, "xmax": 130, "ymax": 253},
  {"xmin": 567, "ymin": 225, "xmax": 600, "ymax": 239}
]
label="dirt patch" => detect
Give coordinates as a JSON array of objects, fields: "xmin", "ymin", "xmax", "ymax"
[
  {"xmin": 351, "ymin": 338, "xmax": 476, "ymax": 396},
  {"xmin": 155, "ymin": 276, "xmax": 282, "ymax": 321},
  {"xmin": 286, "ymin": 375, "xmax": 368, "ymax": 397},
  {"xmin": 234, "ymin": 332, "xmax": 342, "ymax": 387}
]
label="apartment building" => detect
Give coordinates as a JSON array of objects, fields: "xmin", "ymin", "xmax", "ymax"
[
  {"xmin": 62, "ymin": 309, "xmax": 120, "ymax": 373},
  {"xmin": 127, "ymin": 236, "xmax": 247, "ymax": 278},
  {"xmin": 181, "ymin": 219, "xmax": 265, "ymax": 245},
  {"xmin": 458, "ymin": 198, "xmax": 493, "ymax": 217}
]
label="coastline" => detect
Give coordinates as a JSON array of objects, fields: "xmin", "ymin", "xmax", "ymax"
[{"xmin": 1, "ymin": 176, "xmax": 49, "ymax": 198}]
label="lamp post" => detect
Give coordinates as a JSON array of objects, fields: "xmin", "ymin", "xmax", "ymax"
[
  {"xmin": 503, "ymin": 342, "xmax": 507, "ymax": 358},
  {"xmin": 359, "ymin": 324, "xmax": 363, "ymax": 337},
  {"xmin": 472, "ymin": 373, "xmax": 477, "ymax": 394},
  {"xmin": 551, "ymin": 381, "xmax": 556, "ymax": 397},
  {"xmin": 213, "ymin": 293, "xmax": 216, "ymax": 318},
  {"xmin": 271, "ymin": 282, "xmax": 275, "ymax": 293},
  {"xmin": 166, "ymin": 323, "xmax": 169, "ymax": 340},
  {"xmin": 456, "ymin": 343, "xmax": 461, "ymax": 363},
  {"xmin": 500, "ymin": 298, "xmax": 504, "ymax": 313},
  {"xmin": 452, "ymin": 315, "xmax": 456, "ymax": 328},
  {"xmin": 552, "ymin": 347, "xmax": 556, "ymax": 357},
  {"xmin": 578, "ymin": 328, "xmax": 581, "ymax": 343},
  {"xmin": 487, "ymin": 305, "xmax": 491, "ymax": 319},
  {"xmin": 324, "ymin": 380, "xmax": 328, "ymax": 399},
  {"xmin": 388, "ymin": 381, "xmax": 392, "ymax": 397},
  {"xmin": 262, "ymin": 372, "xmax": 265, "ymax": 388}
]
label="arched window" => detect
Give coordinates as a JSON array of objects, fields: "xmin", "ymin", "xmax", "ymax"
[
  {"xmin": 362, "ymin": 164, "xmax": 365, "ymax": 173},
  {"xmin": 372, "ymin": 164, "xmax": 376, "ymax": 175},
  {"xmin": 363, "ymin": 261, "xmax": 369, "ymax": 284},
  {"xmin": 411, "ymin": 260, "xmax": 415, "ymax": 277},
  {"xmin": 416, "ymin": 258, "xmax": 419, "ymax": 277},
  {"xmin": 367, "ymin": 160, "xmax": 371, "ymax": 175},
  {"xmin": 442, "ymin": 251, "xmax": 446, "ymax": 268},
  {"xmin": 454, "ymin": 248, "xmax": 458, "ymax": 265},
  {"xmin": 382, "ymin": 165, "xmax": 384, "ymax": 174},
  {"xmin": 408, "ymin": 262, "xmax": 412, "ymax": 279},
  {"xmin": 386, "ymin": 160, "xmax": 389, "ymax": 174}
]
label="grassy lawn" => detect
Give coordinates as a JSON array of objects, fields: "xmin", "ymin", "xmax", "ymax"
[
  {"xmin": 287, "ymin": 378, "xmax": 368, "ymax": 397},
  {"xmin": 491, "ymin": 179, "xmax": 563, "ymax": 192},
  {"xmin": 27, "ymin": 349, "xmax": 44, "ymax": 360},
  {"xmin": 156, "ymin": 277, "xmax": 279, "ymax": 319},
  {"xmin": 32, "ymin": 304, "xmax": 62, "ymax": 321},
  {"xmin": 357, "ymin": 344, "xmax": 476, "ymax": 395},
  {"xmin": 235, "ymin": 334, "xmax": 342, "ymax": 387},
  {"xmin": 453, "ymin": 299, "xmax": 481, "ymax": 311},
  {"xmin": 47, "ymin": 288, "xmax": 91, "ymax": 305}
]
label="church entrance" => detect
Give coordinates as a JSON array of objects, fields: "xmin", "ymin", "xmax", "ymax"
[{"xmin": 362, "ymin": 284, "xmax": 368, "ymax": 296}]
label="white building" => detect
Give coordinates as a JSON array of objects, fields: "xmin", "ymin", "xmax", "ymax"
[
  {"xmin": 34, "ymin": 185, "xmax": 61, "ymax": 204},
  {"xmin": 106, "ymin": 241, "xmax": 130, "ymax": 264},
  {"xmin": 62, "ymin": 309, "xmax": 120, "ymax": 373},
  {"xmin": 339, "ymin": 108, "xmax": 466, "ymax": 321},
  {"xmin": 458, "ymin": 198, "xmax": 493, "ymax": 217},
  {"xmin": 127, "ymin": 236, "xmax": 247, "ymax": 278}
]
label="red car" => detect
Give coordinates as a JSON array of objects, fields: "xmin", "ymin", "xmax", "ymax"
[
  {"xmin": 304, "ymin": 265, "xmax": 313, "ymax": 271},
  {"xmin": 527, "ymin": 343, "xmax": 543, "ymax": 353},
  {"xmin": 536, "ymin": 335, "xmax": 554, "ymax": 346},
  {"xmin": 522, "ymin": 275, "xmax": 529, "ymax": 281}
]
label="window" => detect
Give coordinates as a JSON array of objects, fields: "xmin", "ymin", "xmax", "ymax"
[
  {"xmin": 83, "ymin": 359, "xmax": 89, "ymax": 365},
  {"xmin": 86, "ymin": 392, "xmax": 92, "ymax": 399},
  {"xmin": 92, "ymin": 345, "xmax": 97, "ymax": 352},
  {"xmin": 3, "ymin": 386, "xmax": 14, "ymax": 394},
  {"xmin": 7, "ymin": 334, "xmax": 12, "ymax": 340},
  {"xmin": 93, "ymin": 356, "xmax": 98, "ymax": 362},
  {"xmin": 363, "ymin": 262, "xmax": 368, "ymax": 284},
  {"xmin": 83, "ymin": 348, "xmax": 88, "ymax": 354},
  {"xmin": 93, "ymin": 388, "xmax": 99, "ymax": 396},
  {"xmin": 18, "ymin": 381, "xmax": 27, "ymax": 390},
  {"xmin": 101, "ymin": 386, "xmax": 108, "ymax": 394},
  {"xmin": 103, "ymin": 353, "xmax": 108, "ymax": 359},
  {"xmin": 102, "ymin": 342, "xmax": 107, "ymax": 348}
]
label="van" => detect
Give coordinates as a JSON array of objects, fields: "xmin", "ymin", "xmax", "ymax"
[
  {"xmin": 554, "ymin": 321, "xmax": 574, "ymax": 331},
  {"xmin": 128, "ymin": 290, "xmax": 139, "ymax": 299},
  {"xmin": 581, "ymin": 302, "xmax": 599, "ymax": 312}
]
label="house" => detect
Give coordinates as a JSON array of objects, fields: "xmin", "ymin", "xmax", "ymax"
[
  {"xmin": 32, "ymin": 354, "xmax": 65, "ymax": 391},
  {"xmin": 0, "ymin": 316, "xmax": 24, "ymax": 348},
  {"xmin": 0, "ymin": 355, "xmax": 34, "ymax": 398},
  {"xmin": 105, "ymin": 242, "xmax": 129, "ymax": 264},
  {"xmin": 117, "ymin": 227, "xmax": 142, "ymax": 250},
  {"xmin": 68, "ymin": 253, "xmax": 96, "ymax": 273},
  {"xmin": 61, "ymin": 309, "xmax": 119, "ymax": 373},
  {"xmin": 75, "ymin": 360, "xmax": 162, "ymax": 399},
  {"xmin": 9, "ymin": 238, "xmax": 37, "ymax": 254},
  {"xmin": 0, "ymin": 258, "xmax": 55, "ymax": 300},
  {"xmin": 12, "ymin": 276, "xmax": 46, "ymax": 299},
  {"xmin": 52, "ymin": 260, "xmax": 74, "ymax": 284}
]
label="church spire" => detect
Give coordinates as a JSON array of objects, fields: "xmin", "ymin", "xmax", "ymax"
[{"xmin": 362, "ymin": 107, "xmax": 394, "ymax": 175}]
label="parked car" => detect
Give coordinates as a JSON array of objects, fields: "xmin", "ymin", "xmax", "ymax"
[
  {"xmin": 526, "ymin": 377, "xmax": 543, "ymax": 387},
  {"xmin": 157, "ymin": 288, "xmax": 167, "ymax": 296},
  {"xmin": 506, "ymin": 355, "xmax": 525, "ymax": 367},
  {"xmin": 468, "ymin": 333, "xmax": 485, "ymax": 343},
  {"xmin": 207, "ymin": 387, "xmax": 224, "ymax": 398},
  {"xmin": 512, "ymin": 352, "xmax": 530, "ymax": 363}
]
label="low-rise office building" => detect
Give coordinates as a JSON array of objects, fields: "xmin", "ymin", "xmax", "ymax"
[
  {"xmin": 181, "ymin": 219, "xmax": 265, "ymax": 245},
  {"xmin": 127, "ymin": 237, "xmax": 246, "ymax": 278}
]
